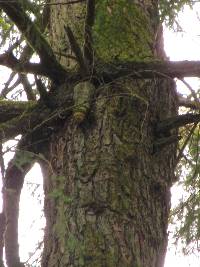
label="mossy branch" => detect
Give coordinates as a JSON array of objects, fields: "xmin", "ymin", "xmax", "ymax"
[
  {"xmin": 3, "ymin": 136, "xmax": 38, "ymax": 267},
  {"xmin": 0, "ymin": 100, "xmax": 36, "ymax": 123},
  {"xmin": 0, "ymin": 105, "xmax": 51, "ymax": 142},
  {"xmin": 0, "ymin": 86, "xmax": 74, "ymax": 141}
]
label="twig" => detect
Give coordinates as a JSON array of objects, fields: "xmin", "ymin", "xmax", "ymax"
[
  {"xmin": 1, "ymin": 72, "xmax": 17, "ymax": 98},
  {"xmin": 178, "ymin": 95, "xmax": 200, "ymax": 110},
  {"xmin": 179, "ymin": 78, "xmax": 198, "ymax": 101},
  {"xmin": 176, "ymin": 123, "xmax": 198, "ymax": 165}
]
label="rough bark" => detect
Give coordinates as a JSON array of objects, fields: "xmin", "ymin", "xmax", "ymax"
[
  {"xmin": 0, "ymin": 0, "xmax": 183, "ymax": 266},
  {"xmin": 38, "ymin": 1, "xmax": 178, "ymax": 267},
  {"xmin": 41, "ymin": 77, "xmax": 177, "ymax": 267}
]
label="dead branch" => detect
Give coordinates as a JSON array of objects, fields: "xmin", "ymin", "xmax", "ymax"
[
  {"xmin": 35, "ymin": 0, "xmax": 86, "ymax": 6},
  {"xmin": 178, "ymin": 78, "xmax": 198, "ymax": 101},
  {"xmin": 20, "ymin": 74, "xmax": 36, "ymax": 101},
  {"xmin": 178, "ymin": 95, "xmax": 200, "ymax": 109},
  {"xmin": 176, "ymin": 123, "xmax": 198, "ymax": 165},
  {"xmin": 64, "ymin": 25, "xmax": 89, "ymax": 76},
  {"xmin": 0, "ymin": 51, "xmax": 69, "ymax": 81},
  {"xmin": 156, "ymin": 113, "xmax": 200, "ymax": 134},
  {"xmin": 83, "ymin": 0, "xmax": 95, "ymax": 66},
  {"xmin": 0, "ymin": 0, "xmax": 67, "ymax": 83},
  {"xmin": 0, "ymin": 72, "xmax": 18, "ymax": 98},
  {"xmin": 0, "ymin": 85, "xmax": 74, "ymax": 141},
  {"xmin": 35, "ymin": 76, "xmax": 49, "ymax": 105}
]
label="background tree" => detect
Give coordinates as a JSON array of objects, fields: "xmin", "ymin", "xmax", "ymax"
[{"xmin": 0, "ymin": 1, "xmax": 200, "ymax": 267}]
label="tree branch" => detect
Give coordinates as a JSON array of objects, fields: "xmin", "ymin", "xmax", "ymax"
[
  {"xmin": 0, "ymin": 85, "xmax": 74, "ymax": 141},
  {"xmin": 64, "ymin": 25, "xmax": 89, "ymax": 76},
  {"xmin": 98, "ymin": 60, "xmax": 200, "ymax": 81},
  {"xmin": 0, "ymin": 72, "xmax": 18, "ymax": 98},
  {"xmin": 176, "ymin": 123, "xmax": 198, "ymax": 165},
  {"xmin": 3, "ymin": 49, "xmax": 200, "ymax": 83},
  {"xmin": 178, "ymin": 95, "xmax": 200, "ymax": 109},
  {"xmin": 0, "ymin": 0, "xmax": 68, "ymax": 83},
  {"xmin": 3, "ymin": 136, "xmax": 39, "ymax": 267},
  {"xmin": 156, "ymin": 113, "xmax": 200, "ymax": 134},
  {"xmin": 83, "ymin": 0, "xmax": 95, "ymax": 66},
  {"xmin": 35, "ymin": 76, "xmax": 50, "ymax": 106},
  {"xmin": 38, "ymin": 0, "xmax": 86, "ymax": 6},
  {"xmin": 20, "ymin": 74, "xmax": 36, "ymax": 101},
  {"xmin": 0, "ymin": 51, "xmax": 70, "ymax": 81},
  {"xmin": 0, "ymin": 100, "xmax": 36, "ymax": 123},
  {"xmin": 179, "ymin": 78, "xmax": 198, "ymax": 101}
]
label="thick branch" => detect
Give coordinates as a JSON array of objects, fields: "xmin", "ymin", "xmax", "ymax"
[
  {"xmin": 156, "ymin": 113, "xmax": 200, "ymax": 134},
  {"xmin": 0, "ymin": 105, "xmax": 49, "ymax": 141},
  {"xmin": 0, "ymin": 100, "xmax": 36, "ymax": 123},
  {"xmin": 0, "ymin": 87, "xmax": 74, "ymax": 141},
  {"xmin": 98, "ymin": 60, "xmax": 200, "ymax": 81},
  {"xmin": 0, "ymin": 0, "xmax": 68, "ymax": 82},
  {"xmin": 4, "ymin": 136, "xmax": 38, "ymax": 267},
  {"xmin": 0, "ymin": 52, "xmax": 70, "ymax": 80},
  {"xmin": 2, "ymin": 51, "xmax": 200, "ymax": 82}
]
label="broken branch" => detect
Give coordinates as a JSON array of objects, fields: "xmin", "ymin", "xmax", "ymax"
[
  {"xmin": 83, "ymin": 0, "xmax": 95, "ymax": 66},
  {"xmin": 64, "ymin": 25, "xmax": 89, "ymax": 76},
  {"xmin": 156, "ymin": 113, "xmax": 200, "ymax": 134}
]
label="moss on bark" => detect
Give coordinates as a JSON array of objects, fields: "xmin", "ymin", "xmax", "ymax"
[{"xmin": 40, "ymin": 1, "xmax": 178, "ymax": 267}]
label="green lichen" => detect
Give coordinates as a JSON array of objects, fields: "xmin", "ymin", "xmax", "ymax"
[
  {"xmin": 93, "ymin": 0, "xmax": 154, "ymax": 61},
  {"xmin": 0, "ymin": 99, "xmax": 36, "ymax": 109}
]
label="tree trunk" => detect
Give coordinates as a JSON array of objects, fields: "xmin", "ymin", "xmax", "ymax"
[{"xmin": 41, "ymin": 1, "xmax": 178, "ymax": 267}]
